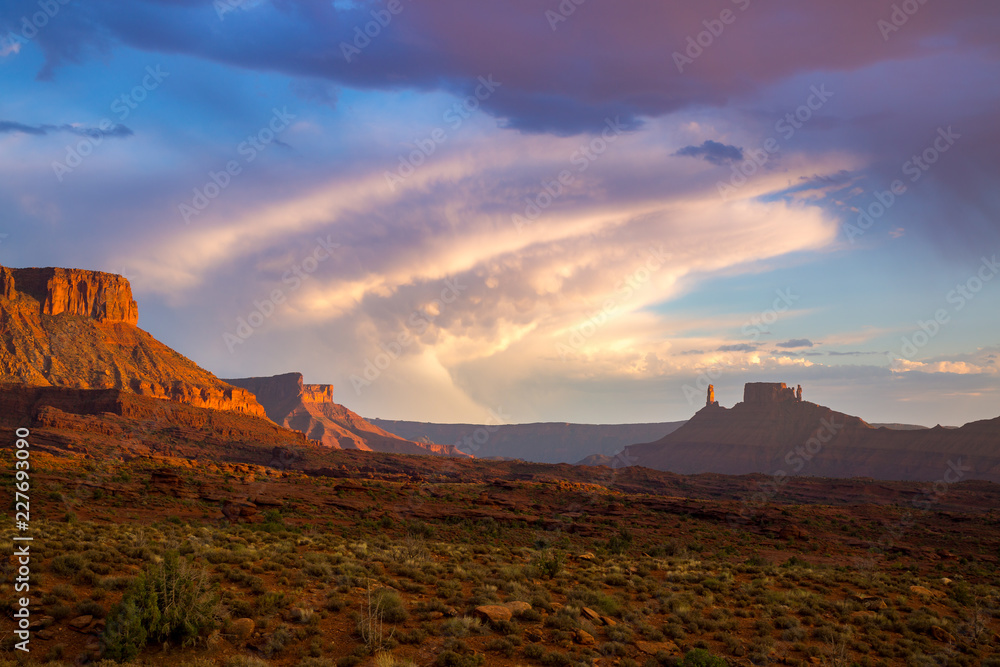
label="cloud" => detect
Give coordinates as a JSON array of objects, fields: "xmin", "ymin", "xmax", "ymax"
[
  {"xmin": 8, "ymin": 0, "xmax": 998, "ymax": 136},
  {"xmin": 717, "ymin": 343, "xmax": 758, "ymax": 352},
  {"xmin": 776, "ymin": 338, "xmax": 814, "ymax": 348},
  {"xmin": 674, "ymin": 140, "xmax": 743, "ymax": 166},
  {"xmin": 0, "ymin": 120, "xmax": 134, "ymax": 139}
]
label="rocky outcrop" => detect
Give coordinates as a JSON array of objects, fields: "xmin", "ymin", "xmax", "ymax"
[
  {"xmin": 0, "ymin": 264, "xmax": 265, "ymax": 417},
  {"xmin": 624, "ymin": 382, "xmax": 1000, "ymax": 482},
  {"xmin": 226, "ymin": 373, "xmax": 471, "ymax": 457},
  {"xmin": 7, "ymin": 266, "xmax": 138, "ymax": 325},
  {"xmin": 743, "ymin": 382, "xmax": 797, "ymax": 404}
]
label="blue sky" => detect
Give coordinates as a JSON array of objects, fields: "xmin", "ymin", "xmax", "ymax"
[{"xmin": 1, "ymin": 0, "xmax": 998, "ymax": 426}]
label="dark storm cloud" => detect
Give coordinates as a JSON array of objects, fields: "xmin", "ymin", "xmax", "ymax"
[
  {"xmin": 6, "ymin": 0, "xmax": 998, "ymax": 135},
  {"xmin": 674, "ymin": 140, "xmax": 743, "ymax": 166},
  {"xmin": 0, "ymin": 120, "xmax": 134, "ymax": 138}
]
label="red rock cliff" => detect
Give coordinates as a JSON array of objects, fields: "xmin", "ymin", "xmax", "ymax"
[
  {"xmin": 226, "ymin": 373, "xmax": 471, "ymax": 457},
  {"xmin": 8, "ymin": 266, "xmax": 139, "ymax": 325},
  {"xmin": 0, "ymin": 264, "xmax": 265, "ymax": 418}
]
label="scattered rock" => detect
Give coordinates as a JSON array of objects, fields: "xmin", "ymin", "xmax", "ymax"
[
  {"xmin": 930, "ymin": 626, "xmax": 955, "ymax": 643},
  {"xmin": 910, "ymin": 585, "xmax": 943, "ymax": 598},
  {"xmin": 68, "ymin": 615, "xmax": 93, "ymax": 630},
  {"xmin": 574, "ymin": 629, "xmax": 595, "ymax": 645},
  {"xmin": 581, "ymin": 607, "xmax": 602, "ymax": 623},
  {"xmin": 428, "ymin": 611, "xmax": 444, "ymax": 620},
  {"xmin": 940, "ymin": 577, "xmax": 953, "ymax": 585},
  {"xmin": 504, "ymin": 601, "xmax": 532, "ymax": 615},
  {"xmin": 524, "ymin": 627, "xmax": 544, "ymax": 642},
  {"xmin": 577, "ymin": 552, "xmax": 595, "ymax": 561},
  {"xmin": 222, "ymin": 499, "xmax": 258, "ymax": 522},
  {"xmin": 601, "ymin": 615, "xmax": 617, "ymax": 627},
  {"xmin": 474, "ymin": 605, "xmax": 513, "ymax": 623},
  {"xmin": 35, "ymin": 629, "xmax": 55, "ymax": 640},
  {"xmin": 636, "ymin": 640, "xmax": 680, "ymax": 655}
]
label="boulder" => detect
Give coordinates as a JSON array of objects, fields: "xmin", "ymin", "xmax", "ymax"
[
  {"xmin": 910, "ymin": 585, "xmax": 943, "ymax": 598},
  {"xmin": 504, "ymin": 601, "xmax": 532, "ymax": 615},
  {"xmin": 574, "ymin": 629, "xmax": 595, "ymax": 645},
  {"xmin": 930, "ymin": 626, "xmax": 955, "ymax": 643},
  {"xmin": 636, "ymin": 640, "xmax": 680, "ymax": 655},
  {"xmin": 474, "ymin": 605, "xmax": 512, "ymax": 623},
  {"xmin": 68, "ymin": 615, "xmax": 93, "ymax": 631}
]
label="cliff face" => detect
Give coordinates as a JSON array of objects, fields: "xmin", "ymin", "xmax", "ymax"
[
  {"xmin": 6, "ymin": 266, "xmax": 139, "ymax": 325},
  {"xmin": 226, "ymin": 373, "xmax": 471, "ymax": 458},
  {"xmin": 0, "ymin": 264, "xmax": 265, "ymax": 418},
  {"xmin": 624, "ymin": 382, "xmax": 1000, "ymax": 482}
]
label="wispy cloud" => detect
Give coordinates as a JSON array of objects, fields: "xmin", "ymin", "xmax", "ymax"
[{"xmin": 0, "ymin": 120, "xmax": 134, "ymax": 139}]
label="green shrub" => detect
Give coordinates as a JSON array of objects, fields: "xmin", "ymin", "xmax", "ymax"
[
  {"xmin": 682, "ymin": 649, "xmax": 728, "ymax": 667},
  {"xmin": 102, "ymin": 551, "xmax": 218, "ymax": 661}
]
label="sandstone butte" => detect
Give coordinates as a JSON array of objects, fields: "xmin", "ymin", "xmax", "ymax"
[
  {"xmin": 0, "ymin": 264, "xmax": 266, "ymax": 417},
  {"xmin": 225, "ymin": 372, "xmax": 470, "ymax": 457},
  {"xmin": 0, "ymin": 263, "xmax": 469, "ymax": 457},
  {"xmin": 624, "ymin": 382, "xmax": 1000, "ymax": 483}
]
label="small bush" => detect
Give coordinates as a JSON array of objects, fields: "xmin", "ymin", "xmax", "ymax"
[{"xmin": 102, "ymin": 551, "xmax": 218, "ymax": 661}]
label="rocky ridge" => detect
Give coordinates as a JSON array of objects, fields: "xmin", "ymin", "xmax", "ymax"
[
  {"xmin": 0, "ymin": 264, "xmax": 265, "ymax": 417},
  {"xmin": 226, "ymin": 372, "xmax": 470, "ymax": 457}
]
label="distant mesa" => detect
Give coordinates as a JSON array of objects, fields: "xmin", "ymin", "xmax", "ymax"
[
  {"xmin": 0, "ymin": 263, "xmax": 264, "ymax": 417},
  {"xmin": 625, "ymin": 382, "xmax": 1000, "ymax": 483},
  {"xmin": 226, "ymin": 372, "xmax": 470, "ymax": 457}
]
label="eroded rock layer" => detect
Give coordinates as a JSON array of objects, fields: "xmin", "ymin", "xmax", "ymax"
[
  {"xmin": 226, "ymin": 373, "xmax": 471, "ymax": 457},
  {"xmin": 0, "ymin": 264, "xmax": 265, "ymax": 417}
]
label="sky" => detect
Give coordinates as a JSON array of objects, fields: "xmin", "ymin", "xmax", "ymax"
[{"xmin": 1, "ymin": 0, "xmax": 999, "ymax": 427}]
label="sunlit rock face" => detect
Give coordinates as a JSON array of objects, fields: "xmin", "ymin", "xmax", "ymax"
[
  {"xmin": 0, "ymin": 263, "xmax": 266, "ymax": 418},
  {"xmin": 225, "ymin": 372, "xmax": 471, "ymax": 457}
]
